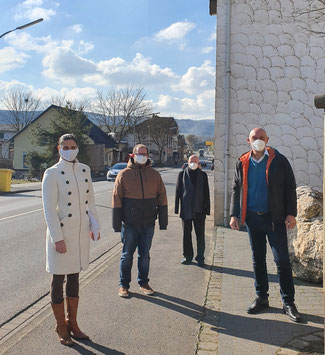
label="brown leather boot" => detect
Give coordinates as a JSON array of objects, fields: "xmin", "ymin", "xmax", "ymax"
[
  {"xmin": 65, "ymin": 296, "xmax": 89, "ymax": 339},
  {"xmin": 51, "ymin": 302, "xmax": 74, "ymax": 346}
]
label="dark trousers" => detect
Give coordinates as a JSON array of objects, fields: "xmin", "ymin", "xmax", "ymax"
[
  {"xmin": 51, "ymin": 273, "xmax": 79, "ymax": 304},
  {"xmin": 182, "ymin": 218, "xmax": 205, "ymax": 262},
  {"xmin": 245, "ymin": 212, "xmax": 295, "ymax": 304}
]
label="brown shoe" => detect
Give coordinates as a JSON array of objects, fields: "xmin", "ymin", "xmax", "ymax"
[
  {"xmin": 51, "ymin": 302, "xmax": 74, "ymax": 346},
  {"xmin": 140, "ymin": 283, "xmax": 154, "ymax": 295},
  {"xmin": 65, "ymin": 297, "xmax": 89, "ymax": 340},
  {"xmin": 118, "ymin": 287, "xmax": 129, "ymax": 298}
]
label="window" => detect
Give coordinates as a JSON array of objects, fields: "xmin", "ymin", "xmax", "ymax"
[{"xmin": 0, "ymin": 132, "xmax": 4, "ymax": 139}]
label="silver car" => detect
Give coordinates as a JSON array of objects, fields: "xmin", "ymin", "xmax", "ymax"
[{"xmin": 106, "ymin": 162, "xmax": 127, "ymax": 181}]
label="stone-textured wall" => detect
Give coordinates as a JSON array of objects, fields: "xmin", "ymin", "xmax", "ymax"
[{"xmin": 214, "ymin": 0, "xmax": 325, "ymax": 225}]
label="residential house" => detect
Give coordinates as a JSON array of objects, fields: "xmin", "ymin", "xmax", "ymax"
[
  {"xmin": 10, "ymin": 105, "xmax": 117, "ymax": 176},
  {"xmin": 126, "ymin": 115, "xmax": 182, "ymax": 164}
]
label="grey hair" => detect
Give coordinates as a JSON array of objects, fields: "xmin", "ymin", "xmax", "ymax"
[{"xmin": 58, "ymin": 133, "xmax": 78, "ymax": 147}]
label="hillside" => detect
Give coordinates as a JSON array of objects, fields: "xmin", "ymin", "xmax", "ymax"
[{"xmin": 175, "ymin": 119, "xmax": 214, "ymax": 138}]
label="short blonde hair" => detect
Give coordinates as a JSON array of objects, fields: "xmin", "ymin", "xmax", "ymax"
[{"xmin": 133, "ymin": 144, "xmax": 148, "ymax": 154}]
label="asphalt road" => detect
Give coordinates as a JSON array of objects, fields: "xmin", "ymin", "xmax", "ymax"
[{"xmin": 0, "ymin": 167, "xmax": 212, "ymax": 327}]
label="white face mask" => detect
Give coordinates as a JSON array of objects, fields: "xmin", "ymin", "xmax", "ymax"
[
  {"xmin": 251, "ymin": 139, "xmax": 266, "ymax": 152},
  {"xmin": 59, "ymin": 148, "xmax": 79, "ymax": 162},
  {"xmin": 189, "ymin": 162, "xmax": 198, "ymax": 170},
  {"xmin": 134, "ymin": 154, "xmax": 147, "ymax": 165}
]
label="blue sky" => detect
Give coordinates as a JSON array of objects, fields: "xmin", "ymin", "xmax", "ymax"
[{"xmin": 0, "ymin": 0, "xmax": 216, "ymax": 120}]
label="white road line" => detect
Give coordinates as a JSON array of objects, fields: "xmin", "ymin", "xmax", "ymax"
[
  {"xmin": 0, "ymin": 190, "xmax": 113, "ymax": 221},
  {"xmin": 0, "ymin": 208, "xmax": 43, "ymax": 222}
]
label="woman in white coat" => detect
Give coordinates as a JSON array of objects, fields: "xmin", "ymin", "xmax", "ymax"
[{"xmin": 42, "ymin": 133, "xmax": 100, "ymax": 346}]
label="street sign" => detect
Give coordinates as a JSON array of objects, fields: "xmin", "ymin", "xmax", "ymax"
[{"xmin": 205, "ymin": 141, "xmax": 214, "ymax": 146}]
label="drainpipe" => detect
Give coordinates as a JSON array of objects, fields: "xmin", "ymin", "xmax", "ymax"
[
  {"xmin": 314, "ymin": 94, "xmax": 325, "ymax": 334},
  {"xmin": 223, "ymin": 0, "xmax": 232, "ymax": 227}
]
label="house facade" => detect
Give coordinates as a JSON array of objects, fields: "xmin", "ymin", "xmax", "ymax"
[
  {"xmin": 210, "ymin": 0, "xmax": 325, "ymax": 225},
  {"xmin": 10, "ymin": 105, "xmax": 117, "ymax": 176}
]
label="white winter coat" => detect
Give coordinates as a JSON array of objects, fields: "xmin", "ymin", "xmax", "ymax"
[{"xmin": 42, "ymin": 158, "xmax": 99, "ymax": 275}]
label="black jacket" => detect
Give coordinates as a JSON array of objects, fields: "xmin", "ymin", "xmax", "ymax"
[
  {"xmin": 175, "ymin": 168, "xmax": 210, "ymax": 220},
  {"xmin": 230, "ymin": 148, "xmax": 297, "ymax": 224}
]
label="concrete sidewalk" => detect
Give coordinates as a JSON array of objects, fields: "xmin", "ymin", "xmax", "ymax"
[
  {"xmin": 197, "ymin": 228, "xmax": 324, "ymax": 355},
  {"xmin": 0, "ymin": 220, "xmax": 323, "ymax": 354}
]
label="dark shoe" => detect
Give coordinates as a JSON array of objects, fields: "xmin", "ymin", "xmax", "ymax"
[
  {"xmin": 247, "ymin": 297, "xmax": 269, "ymax": 314},
  {"xmin": 195, "ymin": 257, "xmax": 205, "ymax": 266},
  {"xmin": 181, "ymin": 258, "xmax": 192, "ymax": 265},
  {"xmin": 283, "ymin": 303, "xmax": 302, "ymax": 323}
]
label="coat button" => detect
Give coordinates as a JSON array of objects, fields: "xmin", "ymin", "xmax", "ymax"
[
  {"xmin": 85, "ymin": 200, "xmax": 88, "ymax": 204},
  {"xmin": 86, "ymin": 189, "xmax": 89, "ymax": 193},
  {"xmin": 85, "ymin": 179, "xmax": 88, "ymax": 182},
  {"xmin": 68, "ymin": 213, "xmax": 72, "ymax": 217},
  {"xmin": 60, "ymin": 223, "xmax": 64, "ymax": 227},
  {"xmin": 86, "ymin": 211, "xmax": 88, "ymax": 215},
  {"xmin": 66, "ymin": 180, "xmax": 69, "ymax": 184},
  {"xmin": 83, "ymin": 169, "xmax": 86, "ymax": 172},
  {"xmin": 68, "ymin": 191, "xmax": 72, "ymax": 195},
  {"xmin": 61, "ymin": 171, "xmax": 65, "ymax": 175},
  {"xmin": 68, "ymin": 202, "xmax": 71, "ymax": 206}
]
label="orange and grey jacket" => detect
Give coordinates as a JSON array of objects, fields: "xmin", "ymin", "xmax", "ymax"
[
  {"xmin": 230, "ymin": 147, "xmax": 297, "ymax": 224},
  {"xmin": 112, "ymin": 158, "xmax": 168, "ymax": 232}
]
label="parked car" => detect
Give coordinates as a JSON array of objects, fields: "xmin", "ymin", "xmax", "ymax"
[{"xmin": 106, "ymin": 162, "xmax": 127, "ymax": 181}]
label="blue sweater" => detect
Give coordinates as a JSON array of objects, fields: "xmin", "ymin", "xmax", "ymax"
[{"xmin": 247, "ymin": 156, "xmax": 269, "ymax": 212}]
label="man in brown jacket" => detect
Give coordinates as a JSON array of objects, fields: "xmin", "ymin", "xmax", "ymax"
[{"xmin": 112, "ymin": 144, "xmax": 168, "ymax": 298}]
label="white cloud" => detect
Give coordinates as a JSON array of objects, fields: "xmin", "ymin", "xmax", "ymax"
[
  {"xmin": 15, "ymin": 0, "xmax": 56, "ymax": 21},
  {"xmin": 153, "ymin": 21, "xmax": 196, "ymax": 49},
  {"xmin": 201, "ymin": 46, "xmax": 214, "ymax": 54},
  {"xmin": 0, "ymin": 47, "xmax": 30, "ymax": 73},
  {"xmin": 78, "ymin": 40, "xmax": 94, "ymax": 55},
  {"xmin": 69, "ymin": 24, "xmax": 83, "ymax": 33},
  {"xmin": 42, "ymin": 44, "xmax": 97, "ymax": 85},
  {"xmin": 155, "ymin": 21, "xmax": 196, "ymax": 42},
  {"xmin": 6, "ymin": 32, "xmax": 59, "ymax": 53},
  {"xmin": 171, "ymin": 60, "xmax": 215, "ymax": 95},
  {"xmin": 208, "ymin": 32, "xmax": 216, "ymax": 41},
  {"xmin": 154, "ymin": 90, "xmax": 215, "ymax": 120},
  {"xmin": 22, "ymin": 0, "xmax": 44, "ymax": 6}
]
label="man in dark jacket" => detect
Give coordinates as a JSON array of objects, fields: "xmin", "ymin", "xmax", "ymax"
[
  {"xmin": 230, "ymin": 127, "xmax": 301, "ymax": 323},
  {"xmin": 112, "ymin": 144, "xmax": 168, "ymax": 298},
  {"xmin": 175, "ymin": 155, "xmax": 210, "ymax": 266}
]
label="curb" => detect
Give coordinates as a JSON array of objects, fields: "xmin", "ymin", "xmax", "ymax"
[
  {"xmin": 0, "ymin": 242, "xmax": 122, "ymax": 354},
  {"xmin": 195, "ymin": 226, "xmax": 224, "ymax": 355}
]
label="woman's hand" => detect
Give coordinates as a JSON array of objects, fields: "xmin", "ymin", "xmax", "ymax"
[
  {"xmin": 55, "ymin": 240, "xmax": 67, "ymax": 253},
  {"xmin": 90, "ymin": 231, "xmax": 101, "ymax": 241}
]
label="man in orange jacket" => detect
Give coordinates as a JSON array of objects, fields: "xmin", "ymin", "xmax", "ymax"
[{"xmin": 230, "ymin": 127, "xmax": 301, "ymax": 323}]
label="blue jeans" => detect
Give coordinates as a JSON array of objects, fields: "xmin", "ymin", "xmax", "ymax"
[
  {"xmin": 245, "ymin": 211, "xmax": 295, "ymax": 305},
  {"xmin": 119, "ymin": 224, "xmax": 155, "ymax": 289}
]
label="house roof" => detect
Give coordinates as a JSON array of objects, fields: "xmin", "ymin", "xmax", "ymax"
[{"xmin": 8, "ymin": 104, "xmax": 117, "ymax": 148}]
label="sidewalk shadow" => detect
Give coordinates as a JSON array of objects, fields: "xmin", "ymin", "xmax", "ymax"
[
  {"xmin": 72, "ymin": 340, "xmax": 125, "ymax": 354},
  {"xmin": 209, "ymin": 265, "xmax": 322, "ymax": 288},
  {"xmin": 132, "ymin": 291, "xmax": 323, "ymax": 347},
  {"xmin": 214, "ymin": 311, "xmax": 323, "ymax": 347}
]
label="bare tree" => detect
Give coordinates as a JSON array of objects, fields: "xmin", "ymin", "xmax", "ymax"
[
  {"xmin": 93, "ymin": 86, "xmax": 152, "ymax": 144},
  {"xmin": 1, "ymin": 88, "xmax": 43, "ymax": 131},
  {"xmin": 294, "ymin": 0, "xmax": 325, "ymax": 33},
  {"xmin": 185, "ymin": 134, "xmax": 199, "ymax": 151},
  {"xmin": 147, "ymin": 115, "xmax": 178, "ymax": 164}
]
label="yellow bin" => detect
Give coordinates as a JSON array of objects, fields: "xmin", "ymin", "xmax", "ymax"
[{"xmin": 0, "ymin": 169, "xmax": 14, "ymax": 192}]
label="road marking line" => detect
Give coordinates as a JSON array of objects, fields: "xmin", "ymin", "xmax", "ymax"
[
  {"xmin": 0, "ymin": 190, "xmax": 113, "ymax": 221},
  {"xmin": 0, "ymin": 209, "xmax": 43, "ymax": 222}
]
